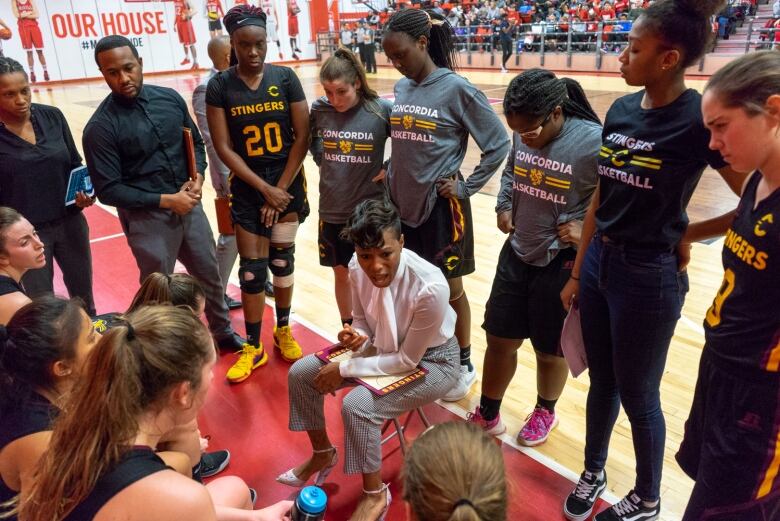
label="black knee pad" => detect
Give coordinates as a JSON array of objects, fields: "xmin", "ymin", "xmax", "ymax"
[
  {"xmin": 269, "ymin": 245, "xmax": 295, "ymax": 277},
  {"xmin": 238, "ymin": 257, "xmax": 269, "ymax": 294}
]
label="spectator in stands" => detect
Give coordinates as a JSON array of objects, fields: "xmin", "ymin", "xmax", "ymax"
[{"xmin": 403, "ymin": 422, "xmax": 508, "ymax": 521}]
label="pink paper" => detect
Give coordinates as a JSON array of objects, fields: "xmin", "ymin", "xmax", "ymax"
[{"xmin": 560, "ymin": 302, "xmax": 588, "ymax": 377}]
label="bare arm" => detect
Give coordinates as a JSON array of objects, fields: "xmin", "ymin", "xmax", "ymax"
[
  {"xmin": 0, "ymin": 292, "xmax": 32, "ymax": 326},
  {"xmin": 560, "ymin": 182, "xmax": 600, "ymax": 311}
]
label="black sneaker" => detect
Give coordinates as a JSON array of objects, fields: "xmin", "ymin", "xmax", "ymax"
[
  {"xmin": 564, "ymin": 470, "xmax": 607, "ymax": 521},
  {"xmin": 594, "ymin": 490, "xmax": 660, "ymax": 521},
  {"xmin": 224, "ymin": 294, "xmax": 242, "ymax": 310},
  {"xmin": 215, "ymin": 331, "xmax": 246, "ymax": 351},
  {"xmin": 200, "ymin": 449, "xmax": 231, "ymax": 478}
]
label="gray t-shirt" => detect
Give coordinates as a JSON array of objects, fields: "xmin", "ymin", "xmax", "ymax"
[
  {"xmin": 310, "ymin": 96, "xmax": 392, "ymax": 223},
  {"xmin": 496, "ymin": 117, "xmax": 601, "ymax": 266},
  {"xmin": 388, "ymin": 68, "xmax": 510, "ymax": 227}
]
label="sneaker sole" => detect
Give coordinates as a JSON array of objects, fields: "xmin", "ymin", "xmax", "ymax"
[
  {"xmin": 226, "ymin": 350, "xmax": 268, "ymax": 383},
  {"xmin": 273, "ymin": 338, "xmax": 302, "ymax": 363},
  {"xmin": 517, "ymin": 416, "xmax": 560, "ymax": 447},
  {"xmin": 562, "ymin": 479, "xmax": 606, "ymax": 521},
  {"xmin": 486, "ymin": 421, "xmax": 507, "ymax": 436}
]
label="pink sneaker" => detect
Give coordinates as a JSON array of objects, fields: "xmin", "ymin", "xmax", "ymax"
[
  {"xmin": 466, "ymin": 406, "xmax": 506, "ymax": 436},
  {"xmin": 517, "ymin": 406, "xmax": 558, "ymax": 447}
]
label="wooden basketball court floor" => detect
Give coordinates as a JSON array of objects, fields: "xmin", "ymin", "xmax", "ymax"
[{"xmin": 41, "ymin": 64, "xmax": 740, "ymax": 520}]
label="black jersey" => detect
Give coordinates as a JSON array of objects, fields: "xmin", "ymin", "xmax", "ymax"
[
  {"xmin": 596, "ymin": 89, "xmax": 727, "ymax": 250},
  {"xmin": 0, "ymin": 393, "xmax": 57, "ymax": 518},
  {"xmin": 0, "ymin": 275, "xmax": 24, "ymax": 297},
  {"xmin": 704, "ymin": 172, "xmax": 780, "ymax": 377},
  {"xmin": 64, "ymin": 447, "xmax": 169, "ymax": 521},
  {"xmin": 206, "ymin": 64, "xmax": 306, "ymax": 174}
]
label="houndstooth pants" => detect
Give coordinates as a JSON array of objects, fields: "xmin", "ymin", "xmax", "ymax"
[{"xmin": 288, "ymin": 337, "xmax": 460, "ymax": 474}]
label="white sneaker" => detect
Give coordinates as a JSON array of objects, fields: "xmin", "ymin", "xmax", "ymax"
[
  {"xmin": 442, "ymin": 365, "xmax": 477, "ymax": 402},
  {"xmin": 500, "ymin": 67, "xmax": 508, "ymax": 73}
]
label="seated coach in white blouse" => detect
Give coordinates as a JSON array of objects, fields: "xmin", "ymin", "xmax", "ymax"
[{"xmin": 277, "ymin": 198, "xmax": 460, "ymax": 521}]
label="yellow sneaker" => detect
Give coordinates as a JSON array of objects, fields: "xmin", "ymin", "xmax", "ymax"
[
  {"xmin": 226, "ymin": 343, "xmax": 268, "ymax": 383},
  {"xmin": 274, "ymin": 325, "xmax": 302, "ymax": 362}
]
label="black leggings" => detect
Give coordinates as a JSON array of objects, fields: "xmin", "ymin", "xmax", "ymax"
[{"xmin": 501, "ymin": 39, "xmax": 512, "ymax": 67}]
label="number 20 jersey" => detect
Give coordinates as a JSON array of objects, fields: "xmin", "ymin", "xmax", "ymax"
[
  {"xmin": 206, "ymin": 64, "xmax": 306, "ymax": 174},
  {"xmin": 704, "ymin": 171, "xmax": 780, "ymax": 377}
]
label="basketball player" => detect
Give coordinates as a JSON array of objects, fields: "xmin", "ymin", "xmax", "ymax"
[
  {"xmin": 310, "ymin": 48, "xmax": 391, "ymax": 326},
  {"xmin": 287, "ymin": 0, "xmax": 302, "ymax": 59},
  {"xmin": 468, "ymin": 70, "xmax": 601, "ymax": 448},
  {"xmin": 204, "ymin": 0, "xmax": 225, "ymax": 38},
  {"xmin": 557, "ymin": 0, "xmax": 749, "ymax": 517},
  {"xmin": 676, "ymin": 50, "xmax": 780, "ymax": 521},
  {"xmin": 382, "ymin": 8, "xmax": 511, "ymax": 402},
  {"xmin": 174, "ymin": 0, "xmax": 199, "ymax": 68},
  {"xmin": 11, "ymin": 0, "xmax": 48, "ymax": 83},
  {"xmin": 206, "ymin": 6, "xmax": 310, "ymax": 383},
  {"xmin": 261, "ymin": 0, "xmax": 283, "ymax": 60}
]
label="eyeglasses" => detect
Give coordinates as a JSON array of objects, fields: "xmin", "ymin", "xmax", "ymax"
[{"xmin": 518, "ymin": 111, "xmax": 554, "ymax": 139}]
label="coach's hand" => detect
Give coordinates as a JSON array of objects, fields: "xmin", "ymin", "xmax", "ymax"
[
  {"xmin": 372, "ymin": 169, "xmax": 386, "ymax": 183},
  {"xmin": 314, "ymin": 363, "xmax": 344, "ymax": 395},
  {"xmin": 338, "ymin": 324, "xmax": 368, "ymax": 351},
  {"xmin": 497, "ymin": 211, "xmax": 514, "ymax": 234},
  {"xmin": 161, "ymin": 189, "xmax": 198, "ymax": 215},
  {"xmin": 560, "ymin": 277, "xmax": 578, "ymax": 312},
  {"xmin": 436, "ymin": 177, "xmax": 459, "ymax": 199},
  {"xmin": 75, "ymin": 191, "xmax": 95, "ymax": 208},
  {"xmin": 263, "ymin": 184, "xmax": 293, "ymax": 212},
  {"xmin": 558, "ymin": 220, "xmax": 583, "ymax": 247}
]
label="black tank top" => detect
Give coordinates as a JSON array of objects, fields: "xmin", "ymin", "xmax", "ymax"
[
  {"xmin": 703, "ymin": 171, "xmax": 780, "ymax": 378},
  {"xmin": 0, "ymin": 275, "xmax": 24, "ymax": 297},
  {"xmin": 0, "ymin": 393, "xmax": 57, "ymax": 521},
  {"xmin": 64, "ymin": 447, "xmax": 169, "ymax": 521}
]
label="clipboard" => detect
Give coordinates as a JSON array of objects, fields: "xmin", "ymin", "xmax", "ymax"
[
  {"xmin": 315, "ymin": 343, "xmax": 429, "ymax": 396},
  {"xmin": 182, "ymin": 127, "xmax": 199, "ymax": 184},
  {"xmin": 64, "ymin": 166, "xmax": 95, "ymax": 206}
]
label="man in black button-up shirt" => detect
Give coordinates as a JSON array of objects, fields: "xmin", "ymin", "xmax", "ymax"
[{"xmin": 83, "ymin": 35, "xmax": 244, "ymax": 350}]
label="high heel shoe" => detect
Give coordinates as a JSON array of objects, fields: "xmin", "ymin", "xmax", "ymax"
[
  {"xmin": 276, "ymin": 446, "xmax": 338, "ymax": 487},
  {"xmin": 363, "ymin": 483, "xmax": 391, "ymax": 521}
]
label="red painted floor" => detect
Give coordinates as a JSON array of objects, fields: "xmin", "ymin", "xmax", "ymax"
[{"xmin": 53, "ymin": 204, "xmax": 609, "ymax": 520}]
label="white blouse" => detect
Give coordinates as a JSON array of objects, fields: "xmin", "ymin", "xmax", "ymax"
[{"xmin": 338, "ymin": 249, "xmax": 456, "ymax": 378}]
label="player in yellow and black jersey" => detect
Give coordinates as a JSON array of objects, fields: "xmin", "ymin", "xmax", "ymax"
[
  {"xmin": 675, "ymin": 52, "xmax": 780, "ymax": 521},
  {"xmin": 206, "ymin": 5, "xmax": 309, "ymax": 383}
]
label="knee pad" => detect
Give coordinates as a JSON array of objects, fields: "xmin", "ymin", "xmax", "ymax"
[
  {"xmin": 238, "ymin": 257, "xmax": 268, "ymax": 294},
  {"xmin": 269, "ymin": 245, "xmax": 295, "ymax": 288}
]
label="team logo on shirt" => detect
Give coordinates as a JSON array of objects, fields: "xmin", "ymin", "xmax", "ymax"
[
  {"xmin": 390, "ymin": 105, "xmax": 438, "ymax": 143},
  {"xmin": 268, "ymin": 85, "xmax": 280, "ymax": 97},
  {"xmin": 755, "ymin": 213, "xmax": 773, "ymax": 237},
  {"xmin": 598, "ymin": 145, "xmax": 655, "ymax": 189},
  {"xmin": 321, "ymin": 130, "xmax": 375, "ymax": 164},
  {"xmin": 530, "ymin": 168, "xmax": 543, "ymax": 186},
  {"xmin": 402, "ymin": 115, "xmax": 413, "ymax": 129},
  {"xmin": 513, "ymin": 165, "xmax": 571, "ymax": 203},
  {"xmin": 339, "ymin": 140, "xmax": 352, "ymax": 154}
]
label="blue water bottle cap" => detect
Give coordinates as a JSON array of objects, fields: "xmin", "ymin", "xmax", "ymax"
[{"xmin": 297, "ymin": 486, "xmax": 328, "ymax": 514}]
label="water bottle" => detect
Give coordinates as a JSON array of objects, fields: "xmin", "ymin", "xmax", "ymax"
[{"xmin": 290, "ymin": 486, "xmax": 328, "ymax": 521}]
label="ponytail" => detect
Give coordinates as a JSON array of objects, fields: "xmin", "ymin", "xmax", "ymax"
[
  {"xmin": 126, "ymin": 272, "xmax": 205, "ymax": 314},
  {"xmin": 20, "ymin": 305, "xmax": 213, "ymax": 521},
  {"xmin": 385, "ymin": 8, "xmax": 458, "ymax": 71},
  {"xmin": 320, "ymin": 47, "xmax": 378, "ymax": 100},
  {"xmin": 503, "ymin": 68, "xmax": 600, "ymax": 125},
  {"xmin": 403, "ymin": 422, "xmax": 507, "ymax": 521}
]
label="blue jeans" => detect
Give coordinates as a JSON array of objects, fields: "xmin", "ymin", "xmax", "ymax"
[{"xmin": 580, "ymin": 236, "xmax": 689, "ymax": 501}]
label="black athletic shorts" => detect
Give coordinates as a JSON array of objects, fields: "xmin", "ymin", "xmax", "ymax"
[
  {"xmin": 481, "ymin": 240, "xmax": 575, "ymax": 355},
  {"xmin": 229, "ymin": 166, "xmax": 309, "ymax": 238},
  {"xmin": 401, "ymin": 194, "xmax": 474, "ymax": 279},
  {"xmin": 208, "ymin": 19, "xmax": 223, "ymax": 31},
  {"xmin": 318, "ymin": 220, "xmax": 353, "ymax": 268},
  {"xmin": 676, "ymin": 350, "xmax": 780, "ymax": 520}
]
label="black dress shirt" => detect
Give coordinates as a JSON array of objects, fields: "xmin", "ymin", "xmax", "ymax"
[
  {"xmin": 82, "ymin": 84, "xmax": 207, "ymax": 209},
  {"xmin": 0, "ymin": 104, "xmax": 83, "ymax": 226}
]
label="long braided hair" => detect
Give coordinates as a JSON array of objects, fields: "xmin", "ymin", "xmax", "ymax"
[
  {"xmin": 385, "ymin": 8, "xmax": 458, "ymax": 71},
  {"xmin": 503, "ymin": 69, "xmax": 601, "ymax": 125}
]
